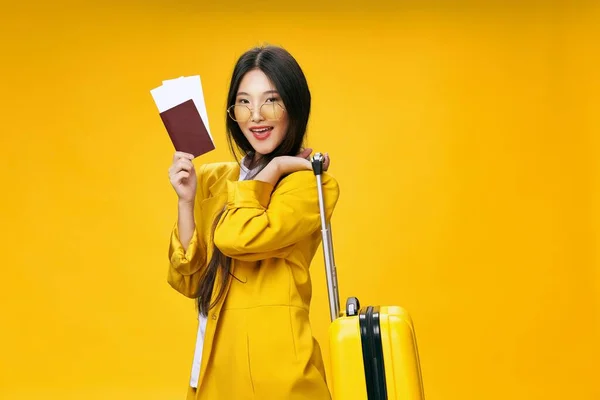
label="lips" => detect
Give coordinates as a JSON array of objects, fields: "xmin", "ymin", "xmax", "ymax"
[{"xmin": 249, "ymin": 126, "xmax": 273, "ymax": 140}]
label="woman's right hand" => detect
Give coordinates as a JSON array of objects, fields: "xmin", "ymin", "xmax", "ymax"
[{"xmin": 168, "ymin": 151, "xmax": 197, "ymax": 204}]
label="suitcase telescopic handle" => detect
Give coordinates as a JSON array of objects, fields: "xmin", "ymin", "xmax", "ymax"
[{"xmin": 311, "ymin": 153, "xmax": 341, "ymax": 322}]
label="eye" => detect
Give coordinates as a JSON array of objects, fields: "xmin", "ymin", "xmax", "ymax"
[
  {"xmin": 237, "ymin": 98, "xmax": 250, "ymax": 104},
  {"xmin": 265, "ymin": 97, "xmax": 281, "ymax": 103}
]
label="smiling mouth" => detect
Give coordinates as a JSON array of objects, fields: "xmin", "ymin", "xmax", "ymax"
[{"xmin": 250, "ymin": 126, "xmax": 273, "ymax": 140}]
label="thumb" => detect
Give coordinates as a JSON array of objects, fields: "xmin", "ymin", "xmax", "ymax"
[{"xmin": 298, "ymin": 148, "xmax": 312, "ymax": 159}]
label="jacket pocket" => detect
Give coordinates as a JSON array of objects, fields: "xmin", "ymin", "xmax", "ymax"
[{"xmin": 247, "ymin": 306, "xmax": 298, "ymax": 394}]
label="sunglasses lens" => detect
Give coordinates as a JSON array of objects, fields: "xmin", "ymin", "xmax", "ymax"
[
  {"xmin": 261, "ymin": 103, "xmax": 284, "ymax": 120},
  {"xmin": 228, "ymin": 105, "xmax": 250, "ymax": 122}
]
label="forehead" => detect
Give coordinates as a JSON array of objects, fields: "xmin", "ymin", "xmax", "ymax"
[{"xmin": 237, "ymin": 69, "xmax": 276, "ymax": 94}]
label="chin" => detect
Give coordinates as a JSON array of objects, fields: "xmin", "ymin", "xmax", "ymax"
[
  {"xmin": 251, "ymin": 142, "xmax": 278, "ymax": 156},
  {"xmin": 245, "ymin": 131, "xmax": 284, "ymax": 157}
]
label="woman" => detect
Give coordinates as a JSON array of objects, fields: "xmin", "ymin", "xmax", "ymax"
[{"xmin": 167, "ymin": 45, "xmax": 339, "ymax": 399}]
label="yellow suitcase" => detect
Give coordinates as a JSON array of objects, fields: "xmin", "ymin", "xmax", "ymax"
[{"xmin": 312, "ymin": 154, "xmax": 426, "ymax": 400}]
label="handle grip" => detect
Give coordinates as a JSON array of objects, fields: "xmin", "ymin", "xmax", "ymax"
[{"xmin": 312, "ymin": 152, "xmax": 325, "ymax": 175}]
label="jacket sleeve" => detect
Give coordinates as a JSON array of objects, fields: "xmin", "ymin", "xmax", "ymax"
[
  {"xmin": 167, "ymin": 164, "xmax": 208, "ymax": 298},
  {"xmin": 213, "ymin": 170, "xmax": 340, "ymax": 261}
]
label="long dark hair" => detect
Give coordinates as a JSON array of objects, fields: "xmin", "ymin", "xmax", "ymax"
[{"xmin": 196, "ymin": 45, "xmax": 312, "ymax": 316}]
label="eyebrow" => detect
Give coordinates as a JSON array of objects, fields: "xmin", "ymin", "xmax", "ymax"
[{"xmin": 236, "ymin": 90, "xmax": 279, "ymax": 96}]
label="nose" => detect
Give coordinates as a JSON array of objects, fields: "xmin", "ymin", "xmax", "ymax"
[{"xmin": 250, "ymin": 106, "xmax": 264, "ymax": 122}]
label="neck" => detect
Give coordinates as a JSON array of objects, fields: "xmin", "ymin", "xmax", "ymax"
[{"xmin": 248, "ymin": 152, "xmax": 264, "ymax": 169}]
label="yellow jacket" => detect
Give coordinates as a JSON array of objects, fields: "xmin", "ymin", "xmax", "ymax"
[{"xmin": 167, "ymin": 162, "xmax": 340, "ymax": 399}]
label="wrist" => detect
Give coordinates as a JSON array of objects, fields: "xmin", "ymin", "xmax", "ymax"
[
  {"xmin": 270, "ymin": 157, "xmax": 282, "ymax": 177},
  {"xmin": 255, "ymin": 158, "xmax": 281, "ymax": 186},
  {"xmin": 178, "ymin": 199, "xmax": 194, "ymax": 210}
]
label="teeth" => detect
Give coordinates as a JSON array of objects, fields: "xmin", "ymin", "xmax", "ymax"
[{"xmin": 251, "ymin": 127, "xmax": 271, "ymax": 133}]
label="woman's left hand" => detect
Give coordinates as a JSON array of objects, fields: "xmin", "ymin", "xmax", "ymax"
[
  {"xmin": 276, "ymin": 148, "xmax": 330, "ymax": 176},
  {"xmin": 254, "ymin": 148, "xmax": 330, "ymax": 186},
  {"xmin": 297, "ymin": 148, "xmax": 331, "ymax": 170}
]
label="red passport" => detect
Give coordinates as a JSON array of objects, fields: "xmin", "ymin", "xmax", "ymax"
[{"xmin": 159, "ymin": 99, "xmax": 215, "ymax": 158}]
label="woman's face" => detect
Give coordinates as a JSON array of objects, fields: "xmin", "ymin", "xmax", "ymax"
[{"xmin": 233, "ymin": 69, "xmax": 289, "ymax": 158}]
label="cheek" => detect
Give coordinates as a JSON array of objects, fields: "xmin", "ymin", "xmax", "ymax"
[
  {"xmin": 275, "ymin": 124, "xmax": 288, "ymax": 145},
  {"xmin": 238, "ymin": 122, "xmax": 251, "ymax": 138},
  {"xmin": 278, "ymin": 118, "xmax": 290, "ymax": 137}
]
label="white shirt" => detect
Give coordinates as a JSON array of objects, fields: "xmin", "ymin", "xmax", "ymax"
[{"xmin": 189, "ymin": 156, "xmax": 260, "ymax": 388}]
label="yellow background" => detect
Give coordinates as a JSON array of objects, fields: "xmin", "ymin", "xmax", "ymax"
[{"xmin": 1, "ymin": 1, "xmax": 598, "ymax": 399}]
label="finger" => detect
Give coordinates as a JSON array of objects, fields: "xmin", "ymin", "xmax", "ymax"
[
  {"xmin": 177, "ymin": 159, "xmax": 194, "ymax": 172},
  {"xmin": 173, "ymin": 151, "xmax": 195, "ymax": 163},
  {"xmin": 298, "ymin": 148, "xmax": 312, "ymax": 159},
  {"xmin": 175, "ymin": 151, "xmax": 194, "ymax": 159},
  {"xmin": 169, "ymin": 159, "xmax": 194, "ymax": 175},
  {"xmin": 324, "ymin": 153, "xmax": 330, "ymax": 171},
  {"xmin": 297, "ymin": 158, "xmax": 312, "ymax": 172},
  {"xmin": 294, "ymin": 156, "xmax": 312, "ymax": 168},
  {"xmin": 177, "ymin": 159, "xmax": 194, "ymax": 171},
  {"xmin": 170, "ymin": 170, "xmax": 190, "ymax": 184}
]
